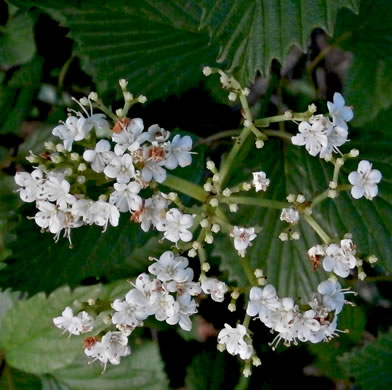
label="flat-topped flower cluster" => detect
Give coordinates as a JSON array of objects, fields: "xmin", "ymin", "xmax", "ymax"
[
  {"xmin": 14, "ymin": 76, "xmax": 384, "ymax": 377},
  {"xmin": 15, "ymin": 92, "xmax": 194, "ymax": 245}
]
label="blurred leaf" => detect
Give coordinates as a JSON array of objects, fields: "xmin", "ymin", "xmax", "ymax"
[
  {"xmin": 185, "ymin": 350, "xmax": 227, "ymax": 390},
  {"xmin": 214, "ymin": 135, "xmax": 392, "ymax": 300},
  {"xmin": 199, "ymin": 0, "xmax": 360, "ymax": 84},
  {"xmin": 339, "ymin": 305, "xmax": 367, "ymax": 344},
  {"xmin": 0, "ymin": 284, "xmax": 103, "ymax": 374},
  {"xmin": 0, "ymin": 290, "xmax": 20, "ymax": 326},
  {"xmin": 339, "ymin": 330, "xmax": 392, "ymax": 390},
  {"xmin": 337, "ymin": 0, "xmax": 392, "ymax": 125},
  {"xmin": 17, "ymin": 123, "xmax": 56, "ymax": 159},
  {"xmin": 13, "ymin": 0, "xmax": 219, "ymax": 101},
  {"xmin": 0, "ymin": 56, "xmax": 43, "ymax": 135},
  {"xmin": 0, "ymin": 213, "xmax": 154, "ymax": 295},
  {"xmin": 0, "ymin": 10, "xmax": 36, "ymax": 68},
  {"xmin": 0, "ymin": 365, "xmax": 42, "ymax": 390},
  {"xmin": 48, "ymin": 342, "xmax": 168, "ymax": 390},
  {"xmin": 0, "ymin": 176, "xmax": 21, "ymax": 261}
]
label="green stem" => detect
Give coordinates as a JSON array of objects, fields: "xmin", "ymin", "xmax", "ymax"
[
  {"xmin": 164, "ymin": 174, "xmax": 207, "ymax": 202},
  {"xmin": 243, "ymin": 313, "xmax": 251, "ymax": 329},
  {"xmin": 254, "ymin": 110, "xmax": 313, "ymax": 127},
  {"xmin": 311, "ymin": 184, "xmax": 352, "ymax": 208},
  {"xmin": 241, "ymin": 257, "xmax": 257, "ymax": 286},
  {"xmin": 218, "ymin": 126, "xmax": 252, "ymax": 191},
  {"xmin": 302, "ymin": 214, "xmax": 331, "ymax": 244},
  {"xmin": 58, "ymin": 55, "xmax": 75, "ymax": 91},
  {"xmin": 196, "ymin": 129, "xmax": 240, "ymax": 146},
  {"xmin": 264, "ymin": 129, "xmax": 293, "ymax": 141},
  {"xmin": 222, "ymin": 196, "xmax": 289, "ymax": 209}
]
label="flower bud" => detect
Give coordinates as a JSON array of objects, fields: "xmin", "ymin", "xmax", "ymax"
[
  {"xmin": 228, "ymin": 92, "xmax": 237, "ymax": 101},
  {"xmin": 202, "ymin": 66, "xmax": 212, "ymax": 76},
  {"xmin": 188, "ymin": 249, "xmax": 197, "ymax": 258},
  {"xmin": 138, "ymin": 95, "xmax": 147, "ymax": 103},
  {"xmin": 222, "ymin": 188, "xmax": 231, "ymax": 197},
  {"xmin": 255, "ymin": 139, "xmax": 264, "ymax": 149},
  {"xmin": 209, "ymin": 198, "xmax": 219, "ymax": 207},
  {"xmin": 211, "ymin": 223, "xmax": 221, "ymax": 233},
  {"xmin": 279, "ymin": 232, "xmax": 288, "ymax": 241},
  {"xmin": 119, "ymin": 79, "xmax": 128, "ymax": 89},
  {"xmin": 296, "ymin": 194, "xmax": 305, "ymax": 203},
  {"xmin": 254, "ymin": 269, "xmax": 263, "ymax": 278},
  {"xmin": 88, "ymin": 92, "xmax": 98, "ymax": 101},
  {"xmin": 200, "ymin": 219, "xmax": 209, "ymax": 228},
  {"xmin": 229, "ymin": 203, "xmax": 238, "ymax": 213},
  {"xmin": 77, "ymin": 176, "xmax": 86, "ymax": 184},
  {"xmin": 202, "ymin": 262, "xmax": 210, "ymax": 272}
]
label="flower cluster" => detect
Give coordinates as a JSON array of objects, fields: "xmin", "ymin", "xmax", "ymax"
[
  {"xmin": 308, "ymin": 238, "xmax": 357, "ymax": 278},
  {"xmin": 14, "ymin": 86, "xmax": 194, "ymax": 245},
  {"xmin": 53, "ymin": 250, "xmax": 229, "ymax": 369},
  {"xmin": 246, "ymin": 279, "xmax": 354, "ymax": 349},
  {"xmin": 291, "ymin": 93, "xmax": 353, "ymax": 159}
]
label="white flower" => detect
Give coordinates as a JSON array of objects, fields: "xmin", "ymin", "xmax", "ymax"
[
  {"xmin": 307, "ymin": 244, "xmax": 326, "ymax": 269},
  {"xmin": 317, "ymin": 279, "xmax": 354, "ymax": 314},
  {"xmin": 230, "ymin": 226, "xmax": 257, "ymax": 253},
  {"xmin": 348, "ymin": 160, "xmax": 382, "ymax": 200},
  {"xmin": 322, "ymin": 239, "xmax": 357, "ymax": 278},
  {"xmin": 141, "ymin": 146, "xmax": 167, "ymax": 183},
  {"xmin": 294, "ymin": 310, "xmax": 321, "ymax": 342},
  {"xmin": 166, "ymin": 294, "xmax": 197, "ymax": 331},
  {"xmin": 246, "ymin": 285, "xmax": 281, "ymax": 324},
  {"xmin": 42, "ymin": 173, "xmax": 75, "ymax": 210},
  {"xmin": 83, "ymin": 139, "xmax": 113, "ymax": 173},
  {"xmin": 280, "ymin": 207, "xmax": 299, "ymax": 224},
  {"xmin": 109, "ymin": 182, "xmax": 142, "ymax": 212},
  {"xmin": 111, "ymin": 289, "xmax": 150, "ymax": 328},
  {"xmin": 87, "ymin": 113, "xmax": 110, "ymax": 137},
  {"xmin": 53, "ymin": 306, "xmax": 93, "ymax": 335},
  {"xmin": 52, "ymin": 116, "xmax": 91, "ymax": 151},
  {"xmin": 218, "ymin": 324, "xmax": 253, "ymax": 360},
  {"xmin": 165, "ymin": 268, "xmax": 201, "ymax": 296},
  {"xmin": 112, "ymin": 118, "xmax": 148, "ymax": 156},
  {"xmin": 148, "ymin": 251, "xmax": 190, "ymax": 282},
  {"xmin": 252, "ymin": 171, "xmax": 270, "ymax": 192},
  {"xmin": 327, "ymin": 92, "xmax": 353, "ymax": 130},
  {"xmin": 85, "ymin": 331, "xmax": 130, "ymax": 367},
  {"xmin": 14, "ymin": 168, "xmax": 44, "ymax": 202},
  {"xmin": 88, "ymin": 201, "xmax": 120, "ymax": 231},
  {"xmin": 164, "ymin": 135, "xmax": 193, "ymax": 169},
  {"xmin": 156, "ymin": 208, "xmax": 194, "ymax": 243},
  {"xmin": 150, "ymin": 290, "xmax": 179, "ymax": 322},
  {"xmin": 104, "ymin": 154, "xmax": 135, "ymax": 184},
  {"xmin": 34, "ymin": 201, "xmax": 66, "ymax": 234},
  {"xmin": 319, "ymin": 125, "xmax": 348, "ymax": 158},
  {"xmin": 138, "ymin": 193, "xmax": 169, "ymax": 232},
  {"xmin": 147, "ymin": 124, "xmax": 170, "ymax": 143},
  {"xmin": 200, "ymin": 278, "xmax": 228, "ymax": 302},
  {"xmin": 291, "ymin": 116, "xmax": 331, "ymax": 156}
]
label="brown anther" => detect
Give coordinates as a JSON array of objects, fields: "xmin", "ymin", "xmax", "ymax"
[
  {"xmin": 148, "ymin": 146, "xmax": 165, "ymax": 162},
  {"xmin": 131, "ymin": 205, "xmax": 144, "ymax": 223},
  {"xmin": 83, "ymin": 336, "xmax": 98, "ymax": 349},
  {"xmin": 112, "ymin": 117, "xmax": 131, "ymax": 134},
  {"xmin": 307, "ymin": 253, "xmax": 322, "ymax": 270},
  {"xmin": 39, "ymin": 151, "xmax": 51, "ymax": 160}
]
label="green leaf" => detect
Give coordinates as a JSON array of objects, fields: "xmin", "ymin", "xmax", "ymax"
[
  {"xmin": 214, "ymin": 132, "xmax": 392, "ymax": 300},
  {"xmin": 337, "ymin": 0, "xmax": 392, "ymax": 125},
  {"xmin": 0, "ymin": 365, "xmax": 42, "ymax": 390},
  {"xmin": 0, "ymin": 213, "xmax": 153, "ymax": 295},
  {"xmin": 0, "ymin": 176, "xmax": 21, "ymax": 261},
  {"xmin": 199, "ymin": 0, "xmax": 360, "ymax": 84},
  {"xmin": 0, "ymin": 10, "xmax": 36, "ymax": 68},
  {"xmin": 14, "ymin": 0, "xmax": 219, "ymax": 101},
  {"xmin": 0, "ymin": 56, "xmax": 44, "ymax": 135},
  {"xmin": 0, "ymin": 284, "xmax": 103, "ymax": 374},
  {"xmin": 339, "ymin": 331, "xmax": 392, "ymax": 390},
  {"xmin": 48, "ymin": 342, "xmax": 168, "ymax": 390},
  {"xmin": 185, "ymin": 350, "xmax": 227, "ymax": 390}
]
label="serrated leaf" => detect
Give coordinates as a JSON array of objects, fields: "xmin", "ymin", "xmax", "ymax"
[
  {"xmin": 14, "ymin": 0, "xmax": 219, "ymax": 101},
  {"xmin": 339, "ymin": 331, "xmax": 392, "ymax": 390},
  {"xmin": 199, "ymin": 0, "xmax": 360, "ymax": 84},
  {"xmin": 0, "ymin": 10, "xmax": 36, "ymax": 68},
  {"xmin": 0, "ymin": 213, "xmax": 153, "ymax": 295},
  {"xmin": 337, "ymin": 0, "xmax": 392, "ymax": 125},
  {"xmin": 48, "ymin": 342, "xmax": 168, "ymax": 390},
  {"xmin": 0, "ymin": 285, "xmax": 103, "ymax": 374},
  {"xmin": 214, "ymin": 133, "xmax": 392, "ymax": 300}
]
